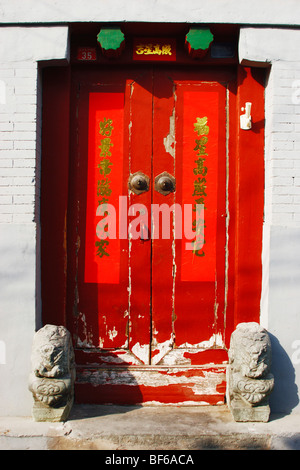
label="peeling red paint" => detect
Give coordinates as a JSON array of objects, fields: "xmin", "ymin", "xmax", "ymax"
[
  {"xmin": 75, "ymin": 383, "xmax": 226, "ymax": 406},
  {"xmin": 183, "ymin": 349, "xmax": 228, "ymax": 365},
  {"xmin": 75, "ymin": 349, "xmax": 143, "ymax": 366},
  {"xmin": 150, "ymin": 349, "xmax": 160, "ymax": 357},
  {"xmin": 157, "ymin": 369, "xmax": 206, "ymax": 378},
  {"xmin": 216, "ymin": 380, "xmax": 226, "ymax": 395},
  {"xmin": 75, "ymin": 365, "xmax": 226, "ymax": 405}
]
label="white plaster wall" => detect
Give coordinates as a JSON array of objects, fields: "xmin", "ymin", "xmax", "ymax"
[
  {"xmin": 0, "ymin": 26, "xmax": 69, "ymax": 416},
  {"xmin": 267, "ymin": 226, "xmax": 300, "ymax": 413},
  {"xmin": 240, "ymin": 27, "xmax": 300, "ymax": 412},
  {"xmin": 0, "ymin": 0, "xmax": 299, "ymax": 25},
  {"xmin": 0, "ymin": 224, "xmax": 36, "ymax": 415}
]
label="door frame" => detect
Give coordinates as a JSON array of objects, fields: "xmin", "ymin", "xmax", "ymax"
[{"xmin": 40, "ymin": 33, "xmax": 265, "ymax": 403}]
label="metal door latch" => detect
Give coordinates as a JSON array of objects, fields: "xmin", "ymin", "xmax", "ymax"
[
  {"xmin": 155, "ymin": 171, "xmax": 176, "ymax": 195},
  {"xmin": 128, "ymin": 171, "xmax": 150, "ymax": 195}
]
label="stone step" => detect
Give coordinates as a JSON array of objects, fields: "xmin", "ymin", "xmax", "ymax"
[{"xmin": 0, "ymin": 405, "xmax": 300, "ymax": 450}]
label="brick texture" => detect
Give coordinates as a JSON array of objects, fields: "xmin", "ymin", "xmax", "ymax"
[
  {"xmin": 265, "ymin": 62, "xmax": 300, "ymax": 227},
  {"xmin": 0, "ymin": 62, "xmax": 38, "ymax": 223}
]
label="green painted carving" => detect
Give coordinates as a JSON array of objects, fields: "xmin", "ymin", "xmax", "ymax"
[
  {"xmin": 97, "ymin": 27, "xmax": 125, "ymax": 57},
  {"xmin": 185, "ymin": 27, "xmax": 214, "ymax": 58}
]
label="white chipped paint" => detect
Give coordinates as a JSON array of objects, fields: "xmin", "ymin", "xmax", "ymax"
[
  {"xmin": 77, "ymin": 366, "xmax": 226, "ymax": 403},
  {"xmin": 151, "ymin": 334, "xmax": 174, "ymax": 365},
  {"xmin": 108, "ymin": 326, "xmax": 118, "ymax": 341},
  {"xmin": 158, "ymin": 347, "xmax": 228, "ymax": 366},
  {"xmin": 191, "ymin": 369, "xmax": 225, "ymax": 395},
  {"xmin": 164, "ymin": 106, "xmax": 176, "ymax": 158},
  {"xmin": 78, "ymin": 366, "xmax": 225, "ymax": 388},
  {"xmin": 141, "ymin": 400, "xmax": 215, "ymax": 406},
  {"xmin": 131, "ymin": 342, "xmax": 150, "ymax": 364},
  {"xmin": 103, "ymin": 352, "xmax": 143, "ymax": 365},
  {"xmin": 159, "ymin": 349, "xmax": 192, "ymax": 366},
  {"xmin": 178, "ymin": 333, "xmax": 224, "ymax": 349},
  {"xmin": 76, "ymin": 312, "xmax": 94, "ymax": 348}
]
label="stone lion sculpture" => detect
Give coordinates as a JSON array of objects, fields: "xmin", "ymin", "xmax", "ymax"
[
  {"xmin": 226, "ymin": 322, "xmax": 274, "ymax": 422},
  {"xmin": 28, "ymin": 324, "xmax": 75, "ymax": 422}
]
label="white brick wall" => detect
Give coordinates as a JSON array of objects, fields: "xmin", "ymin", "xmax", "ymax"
[
  {"xmin": 0, "ymin": 61, "xmax": 37, "ymax": 223},
  {"xmin": 265, "ymin": 62, "xmax": 300, "ymax": 227},
  {"xmin": 0, "ymin": 26, "xmax": 69, "ymax": 229}
]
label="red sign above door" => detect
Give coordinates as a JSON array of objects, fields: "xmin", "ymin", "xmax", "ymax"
[{"xmin": 133, "ymin": 38, "xmax": 176, "ymax": 61}]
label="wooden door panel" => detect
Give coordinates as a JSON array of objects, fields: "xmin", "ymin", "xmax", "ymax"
[
  {"xmin": 127, "ymin": 71, "xmax": 153, "ymax": 364},
  {"xmin": 63, "ymin": 65, "xmax": 264, "ymax": 405},
  {"xmin": 174, "ymin": 80, "xmax": 227, "ymax": 351},
  {"xmin": 151, "ymin": 71, "xmax": 176, "ymax": 364},
  {"xmin": 69, "ymin": 69, "xmax": 153, "ymax": 363},
  {"xmin": 151, "ymin": 70, "xmax": 228, "ymax": 365},
  {"xmin": 74, "ymin": 79, "xmax": 130, "ymax": 352}
]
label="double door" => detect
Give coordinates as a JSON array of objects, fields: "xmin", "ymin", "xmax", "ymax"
[{"xmin": 67, "ymin": 65, "xmax": 234, "ymax": 403}]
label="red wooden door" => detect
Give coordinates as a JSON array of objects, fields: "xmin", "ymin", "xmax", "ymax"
[{"xmin": 67, "ymin": 65, "xmax": 236, "ymax": 404}]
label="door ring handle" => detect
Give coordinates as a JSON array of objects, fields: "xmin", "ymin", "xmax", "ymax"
[
  {"xmin": 155, "ymin": 171, "xmax": 176, "ymax": 195},
  {"xmin": 128, "ymin": 171, "xmax": 150, "ymax": 195}
]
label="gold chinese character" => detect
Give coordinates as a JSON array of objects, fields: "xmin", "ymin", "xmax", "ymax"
[
  {"xmin": 143, "ymin": 44, "xmax": 154, "ymax": 55},
  {"xmin": 95, "ymin": 240, "xmax": 109, "ymax": 258},
  {"xmin": 98, "ymin": 158, "xmax": 112, "ymax": 176},
  {"xmin": 161, "ymin": 44, "xmax": 172, "ymax": 55},
  {"xmin": 194, "ymin": 117, "xmax": 209, "ymax": 136},
  {"xmin": 136, "ymin": 44, "xmax": 145, "ymax": 55},
  {"xmin": 97, "ymin": 179, "xmax": 112, "ymax": 197},
  {"xmin": 192, "ymin": 217, "xmax": 205, "ymax": 229},
  {"xmin": 194, "ymin": 136, "xmax": 208, "ymax": 156},
  {"xmin": 193, "ymin": 157, "xmax": 208, "ymax": 176},
  {"xmin": 98, "ymin": 196, "xmax": 109, "ymax": 206},
  {"xmin": 99, "ymin": 137, "xmax": 113, "ymax": 157},
  {"xmin": 193, "ymin": 198, "xmax": 206, "ymax": 211},
  {"xmin": 193, "ymin": 248, "xmax": 205, "ymax": 257},
  {"xmin": 152, "ymin": 44, "xmax": 162, "ymax": 55},
  {"xmin": 99, "ymin": 118, "xmax": 113, "ymax": 137},
  {"xmin": 191, "ymin": 235, "xmax": 206, "ymax": 257},
  {"xmin": 192, "ymin": 177, "xmax": 207, "ymax": 197}
]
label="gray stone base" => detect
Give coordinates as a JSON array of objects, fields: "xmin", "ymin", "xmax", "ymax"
[
  {"xmin": 228, "ymin": 398, "xmax": 271, "ymax": 422},
  {"xmin": 32, "ymin": 397, "xmax": 73, "ymax": 423}
]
